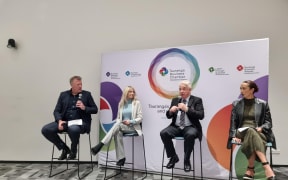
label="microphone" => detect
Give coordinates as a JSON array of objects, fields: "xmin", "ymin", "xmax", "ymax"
[
  {"xmin": 78, "ymin": 93, "xmax": 82, "ymax": 100},
  {"xmin": 178, "ymin": 97, "xmax": 182, "ymax": 103},
  {"xmin": 178, "ymin": 97, "xmax": 187, "ymax": 112},
  {"xmin": 76, "ymin": 93, "xmax": 82, "ymax": 109},
  {"xmin": 178, "ymin": 97, "xmax": 183, "ymax": 112}
]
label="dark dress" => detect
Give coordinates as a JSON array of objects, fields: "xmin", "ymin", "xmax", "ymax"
[{"xmin": 236, "ymin": 98, "xmax": 266, "ymax": 160}]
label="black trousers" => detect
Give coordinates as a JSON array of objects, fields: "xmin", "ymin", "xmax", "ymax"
[
  {"xmin": 41, "ymin": 121, "xmax": 86, "ymax": 153},
  {"xmin": 160, "ymin": 125, "xmax": 198, "ymax": 160}
]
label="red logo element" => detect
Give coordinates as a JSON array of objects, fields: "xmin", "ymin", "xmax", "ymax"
[{"xmin": 237, "ymin": 65, "xmax": 243, "ymax": 71}]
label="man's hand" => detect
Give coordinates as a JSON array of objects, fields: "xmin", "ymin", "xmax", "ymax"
[
  {"xmin": 178, "ymin": 103, "xmax": 187, "ymax": 112},
  {"xmin": 169, "ymin": 106, "xmax": 178, "ymax": 113},
  {"xmin": 76, "ymin": 100, "xmax": 85, "ymax": 110},
  {"xmin": 58, "ymin": 120, "xmax": 66, "ymax": 131}
]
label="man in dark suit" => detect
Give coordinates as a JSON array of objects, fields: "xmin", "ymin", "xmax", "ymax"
[
  {"xmin": 42, "ymin": 76, "xmax": 98, "ymax": 160},
  {"xmin": 160, "ymin": 80, "xmax": 204, "ymax": 172}
]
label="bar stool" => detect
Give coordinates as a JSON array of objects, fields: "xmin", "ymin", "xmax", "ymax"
[
  {"xmin": 161, "ymin": 136, "xmax": 203, "ymax": 180},
  {"xmin": 103, "ymin": 131, "xmax": 147, "ymax": 180},
  {"xmin": 229, "ymin": 140, "xmax": 273, "ymax": 180},
  {"xmin": 49, "ymin": 132, "xmax": 94, "ymax": 179}
]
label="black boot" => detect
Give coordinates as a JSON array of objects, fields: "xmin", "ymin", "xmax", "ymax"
[{"xmin": 91, "ymin": 142, "xmax": 104, "ymax": 156}]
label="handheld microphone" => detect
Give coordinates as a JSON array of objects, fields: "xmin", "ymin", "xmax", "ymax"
[
  {"xmin": 178, "ymin": 97, "xmax": 182, "ymax": 103},
  {"xmin": 76, "ymin": 93, "xmax": 82, "ymax": 109},
  {"xmin": 178, "ymin": 97, "xmax": 187, "ymax": 112},
  {"xmin": 178, "ymin": 97, "xmax": 183, "ymax": 112},
  {"xmin": 78, "ymin": 93, "xmax": 82, "ymax": 101}
]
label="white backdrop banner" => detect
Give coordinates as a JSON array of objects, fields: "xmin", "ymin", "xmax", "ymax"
[{"xmin": 98, "ymin": 38, "xmax": 269, "ymax": 179}]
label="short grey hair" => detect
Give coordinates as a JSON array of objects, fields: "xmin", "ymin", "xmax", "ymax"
[{"xmin": 179, "ymin": 80, "xmax": 192, "ymax": 90}]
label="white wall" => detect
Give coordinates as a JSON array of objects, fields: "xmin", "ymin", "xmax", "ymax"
[{"xmin": 0, "ymin": 0, "xmax": 287, "ymax": 165}]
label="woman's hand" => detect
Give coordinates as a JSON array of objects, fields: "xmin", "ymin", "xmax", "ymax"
[
  {"xmin": 255, "ymin": 127, "xmax": 262, "ymax": 133},
  {"xmin": 122, "ymin": 120, "xmax": 130, "ymax": 125},
  {"xmin": 232, "ymin": 137, "xmax": 241, "ymax": 144}
]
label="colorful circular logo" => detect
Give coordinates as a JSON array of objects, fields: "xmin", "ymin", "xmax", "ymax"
[{"xmin": 148, "ymin": 48, "xmax": 200, "ymax": 99}]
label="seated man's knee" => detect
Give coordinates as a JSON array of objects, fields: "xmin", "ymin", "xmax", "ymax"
[
  {"xmin": 185, "ymin": 133, "xmax": 197, "ymax": 140},
  {"xmin": 41, "ymin": 125, "xmax": 50, "ymax": 135},
  {"xmin": 68, "ymin": 125, "xmax": 81, "ymax": 134},
  {"xmin": 160, "ymin": 129, "xmax": 168, "ymax": 138}
]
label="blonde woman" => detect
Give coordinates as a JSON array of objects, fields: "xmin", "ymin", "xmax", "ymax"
[{"xmin": 91, "ymin": 86, "xmax": 143, "ymax": 166}]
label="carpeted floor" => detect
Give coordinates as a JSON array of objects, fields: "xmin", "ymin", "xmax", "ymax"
[{"xmin": 0, "ymin": 162, "xmax": 287, "ymax": 180}]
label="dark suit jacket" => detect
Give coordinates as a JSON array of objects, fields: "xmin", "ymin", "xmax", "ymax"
[
  {"xmin": 53, "ymin": 90, "xmax": 98, "ymax": 133},
  {"xmin": 166, "ymin": 95, "xmax": 205, "ymax": 140},
  {"xmin": 227, "ymin": 98, "xmax": 276, "ymax": 149}
]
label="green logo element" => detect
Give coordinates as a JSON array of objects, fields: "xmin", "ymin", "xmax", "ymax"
[{"xmin": 209, "ymin": 67, "xmax": 215, "ymax": 73}]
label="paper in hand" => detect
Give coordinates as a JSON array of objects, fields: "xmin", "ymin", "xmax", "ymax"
[
  {"xmin": 68, "ymin": 119, "xmax": 83, "ymax": 126},
  {"xmin": 238, "ymin": 127, "xmax": 249, "ymax": 132}
]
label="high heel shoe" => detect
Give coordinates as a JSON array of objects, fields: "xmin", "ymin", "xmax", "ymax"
[
  {"xmin": 267, "ymin": 176, "xmax": 276, "ymax": 180},
  {"xmin": 91, "ymin": 142, "xmax": 104, "ymax": 156},
  {"xmin": 262, "ymin": 162, "xmax": 276, "ymax": 180},
  {"xmin": 116, "ymin": 158, "xmax": 126, "ymax": 166},
  {"xmin": 243, "ymin": 166, "xmax": 255, "ymax": 180}
]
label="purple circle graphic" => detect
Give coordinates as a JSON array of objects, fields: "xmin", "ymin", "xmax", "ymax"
[
  {"xmin": 238, "ymin": 75, "xmax": 269, "ymax": 101},
  {"xmin": 101, "ymin": 82, "xmax": 122, "ymax": 120}
]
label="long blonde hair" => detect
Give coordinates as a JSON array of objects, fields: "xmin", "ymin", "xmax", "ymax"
[{"xmin": 119, "ymin": 86, "xmax": 137, "ymax": 108}]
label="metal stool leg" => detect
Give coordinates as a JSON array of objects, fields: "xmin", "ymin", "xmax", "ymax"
[
  {"xmin": 104, "ymin": 140, "xmax": 110, "ymax": 179},
  {"xmin": 142, "ymin": 135, "xmax": 147, "ymax": 179},
  {"xmin": 161, "ymin": 146, "xmax": 165, "ymax": 180},
  {"xmin": 76, "ymin": 134, "xmax": 94, "ymax": 179},
  {"xmin": 104, "ymin": 139, "xmax": 121, "ymax": 180},
  {"xmin": 77, "ymin": 138, "xmax": 81, "ymax": 179},
  {"xmin": 270, "ymin": 146, "xmax": 273, "ymax": 170},
  {"xmin": 49, "ymin": 133, "xmax": 68, "ymax": 177},
  {"xmin": 88, "ymin": 133, "xmax": 94, "ymax": 170},
  {"xmin": 192, "ymin": 147, "xmax": 195, "ymax": 178},
  {"xmin": 229, "ymin": 144, "xmax": 234, "ymax": 180},
  {"xmin": 200, "ymin": 141, "xmax": 203, "ymax": 179},
  {"xmin": 161, "ymin": 145, "xmax": 174, "ymax": 180},
  {"xmin": 131, "ymin": 136, "xmax": 134, "ymax": 179}
]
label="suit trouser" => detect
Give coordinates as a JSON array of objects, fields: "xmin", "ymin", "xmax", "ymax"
[
  {"xmin": 160, "ymin": 125, "xmax": 198, "ymax": 160},
  {"xmin": 41, "ymin": 121, "xmax": 86, "ymax": 153},
  {"xmin": 101, "ymin": 121, "xmax": 136, "ymax": 160}
]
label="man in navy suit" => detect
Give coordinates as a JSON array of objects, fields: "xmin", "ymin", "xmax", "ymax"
[
  {"xmin": 42, "ymin": 76, "xmax": 98, "ymax": 160},
  {"xmin": 160, "ymin": 80, "xmax": 204, "ymax": 172}
]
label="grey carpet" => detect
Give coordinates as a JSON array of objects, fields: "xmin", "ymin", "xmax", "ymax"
[{"xmin": 0, "ymin": 163, "xmax": 287, "ymax": 180}]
